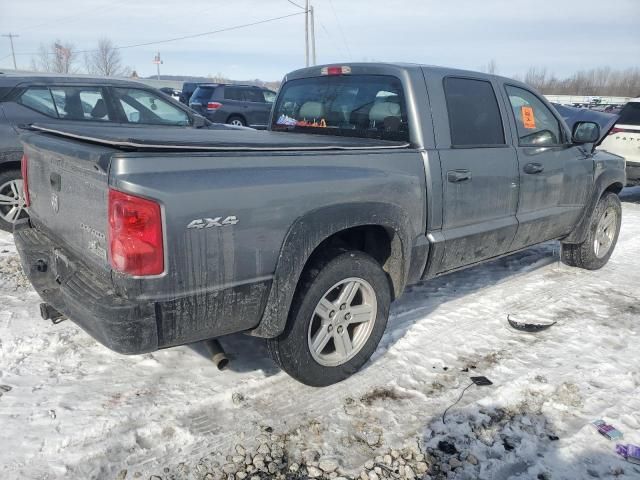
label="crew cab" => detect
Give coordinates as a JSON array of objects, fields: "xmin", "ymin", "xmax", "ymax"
[{"xmin": 14, "ymin": 63, "xmax": 625, "ymax": 386}]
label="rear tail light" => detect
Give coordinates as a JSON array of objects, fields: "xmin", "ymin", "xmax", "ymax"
[
  {"xmin": 108, "ymin": 189, "xmax": 164, "ymax": 276},
  {"xmin": 207, "ymin": 102, "xmax": 223, "ymax": 110},
  {"xmin": 21, "ymin": 154, "xmax": 30, "ymax": 207},
  {"xmin": 321, "ymin": 65, "xmax": 351, "ymax": 76}
]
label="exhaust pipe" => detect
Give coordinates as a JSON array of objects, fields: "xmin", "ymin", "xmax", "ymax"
[
  {"xmin": 204, "ymin": 339, "xmax": 229, "ymax": 370},
  {"xmin": 39, "ymin": 303, "xmax": 66, "ymax": 324}
]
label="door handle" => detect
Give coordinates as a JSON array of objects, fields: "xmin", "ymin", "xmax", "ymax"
[
  {"xmin": 524, "ymin": 163, "xmax": 544, "ymax": 174},
  {"xmin": 447, "ymin": 169, "xmax": 471, "ymax": 183}
]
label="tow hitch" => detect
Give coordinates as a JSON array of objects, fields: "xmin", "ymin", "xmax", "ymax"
[{"xmin": 39, "ymin": 303, "xmax": 66, "ymax": 324}]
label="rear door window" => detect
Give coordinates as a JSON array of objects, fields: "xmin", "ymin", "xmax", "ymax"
[
  {"xmin": 443, "ymin": 77, "xmax": 505, "ymax": 146},
  {"xmin": 617, "ymin": 102, "xmax": 640, "ymax": 125},
  {"xmin": 505, "ymin": 85, "xmax": 564, "ymax": 146},
  {"xmin": 50, "ymin": 87, "xmax": 110, "ymax": 121},
  {"xmin": 224, "ymin": 87, "xmax": 244, "ymax": 101},
  {"xmin": 272, "ymin": 74, "xmax": 409, "ymax": 141}
]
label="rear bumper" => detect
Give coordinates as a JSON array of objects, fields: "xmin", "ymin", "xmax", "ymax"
[
  {"xmin": 14, "ymin": 221, "xmax": 271, "ymax": 354},
  {"xmin": 14, "ymin": 222, "xmax": 159, "ymax": 354}
]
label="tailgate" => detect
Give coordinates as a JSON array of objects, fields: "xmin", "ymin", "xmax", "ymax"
[{"xmin": 22, "ymin": 132, "xmax": 114, "ymax": 273}]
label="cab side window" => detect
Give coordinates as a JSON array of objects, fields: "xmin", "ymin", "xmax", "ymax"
[
  {"xmin": 505, "ymin": 85, "xmax": 563, "ymax": 146},
  {"xmin": 443, "ymin": 77, "xmax": 505, "ymax": 147}
]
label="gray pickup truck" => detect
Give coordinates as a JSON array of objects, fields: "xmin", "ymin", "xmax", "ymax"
[{"xmin": 15, "ymin": 63, "xmax": 625, "ymax": 386}]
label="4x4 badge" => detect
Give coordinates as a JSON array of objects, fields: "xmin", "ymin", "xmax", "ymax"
[{"xmin": 187, "ymin": 216, "xmax": 238, "ymax": 229}]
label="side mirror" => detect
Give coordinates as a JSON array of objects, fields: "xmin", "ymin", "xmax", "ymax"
[
  {"xmin": 192, "ymin": 114, "xmax": 207, "ymax": 128},
  {"xmin": 572, "ymin": 121, "xmax": 600, "ymax": 144}
]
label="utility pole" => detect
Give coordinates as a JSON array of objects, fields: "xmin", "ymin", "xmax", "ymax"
[
  {"xmin": 304, "ymin": 0, "xmax": 309, "ymax": 67},
  {"xmin": 310, "ymin": 5, "xmax": 316, "ymax": 65},
  {"xmin": 153, "ymin": 52, "xmax": 163, "ymax": 80},
  {"xmin": 1, "ymin": 33, "xmax": 19, "ymax": 70}
]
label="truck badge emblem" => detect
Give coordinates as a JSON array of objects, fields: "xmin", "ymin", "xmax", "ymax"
[{"xmin": 187, "ymin": 216, "xmax": 239, "ymax": 229}]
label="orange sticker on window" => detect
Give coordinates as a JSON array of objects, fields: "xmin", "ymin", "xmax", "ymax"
[{"xmin": 521, "ymin": 106, "xmax": 536, "ymax": 129}]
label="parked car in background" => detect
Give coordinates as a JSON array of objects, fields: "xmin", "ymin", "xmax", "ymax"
[
  {"xmin": 159, "ymin": 87, "xmax": 181, "ymax": 102},
  {"xmin": 189, "ymin": 83, "xmax": 276, "ymax": 128},
  {"xmin": 600, "ymin": 98, "xmax": 640, "ymax": 185},
  {"xmin": 14, "ymin": 63, "xmax": 624, "ymax": 386},
  {"xmin": 0, "ymin": 73, "xmax": 215, "ymax": 232},
  {"xmin": 178, "ymin": 82, "xmax": 203, "ymax": 104}
]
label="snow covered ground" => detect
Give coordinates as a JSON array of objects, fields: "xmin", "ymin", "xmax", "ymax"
[{"xmin": 1, "ymin": 188, "xmax": 640, "ymax": 480}]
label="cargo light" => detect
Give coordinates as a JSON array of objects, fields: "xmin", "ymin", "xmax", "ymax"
[
  {"xmin": 21, "ymin": 154, "xmax": 30, "ymax": 207},
  {"xmin": 108, "ymin": 189, "xmax": 164, "ymax": 276},
  {"xmin": 207, "ymin": 102, "xmax": 223, "ymax": 110},
  {"xmin": 321, "ymin": 66, "xmax": 351, "ymax": 76}
]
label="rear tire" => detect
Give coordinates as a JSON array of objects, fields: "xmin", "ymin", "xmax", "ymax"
[
  {"xmin": 227, "ymin": 115, "xmax": 246, "ymax": 127},
  {"xmin": 268, "ymin": 250, "xmax": 391, "ymax": 387},
  {"xmin": 561, "ymin": 192, "xmax": 621, "ymax": 270},
  {"xmin": 0, "ymin": 169, "xmax": 28, "ymax": 233}
]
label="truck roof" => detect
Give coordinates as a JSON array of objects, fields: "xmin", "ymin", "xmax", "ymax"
[{"xmin": 284, "ymin": 62, "xmax": 520, "ymax": 86}]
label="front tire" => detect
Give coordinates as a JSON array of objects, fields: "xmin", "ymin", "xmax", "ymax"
[
  {"xmin": 268, "ymin": 250, "xmax": 391, "ymax": 387},
  {"xmin": 561, "ymin": 192, "xmax": 621, "ymax": 270}
]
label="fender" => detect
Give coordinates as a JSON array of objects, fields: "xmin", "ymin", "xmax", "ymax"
[
  {"xmin": 249, "ymin": 202, "xmax": 418, "ymax": 338},
  {"xmin": 563, "ymin": 159, "xmax": 625, "ymax": 244}
]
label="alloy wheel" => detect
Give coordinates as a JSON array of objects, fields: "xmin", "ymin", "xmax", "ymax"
[{"xmin": 307, "ymin": 277, "xmax": 377, "ymax": 367}]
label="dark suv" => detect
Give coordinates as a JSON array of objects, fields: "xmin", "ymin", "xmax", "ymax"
[
  {"xmin": 189, "ymin": 84, "xmax": 276, "ymax": 128},
  {"xmin": 0, "ymin": 73, "xmax": 214, "ymax": 232},
  {"xmin": 178, "ymin": 82, "xmax": 202, "ymax": 104}
]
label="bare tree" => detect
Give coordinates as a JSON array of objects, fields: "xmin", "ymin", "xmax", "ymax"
[
  {"xmin": 31, "ymin": 40, "xmax": 77, "ymax": 73},
  {"xmin": 484, "ymin": 59, "xmax": 498, "ymax": 74},
  {"xmin": 85, "ymin": 38, "xmax": 129, "ymax": 76},
  {"xmin": 521, "ymin": 66, "xmax": 640, "ymax": 97}
]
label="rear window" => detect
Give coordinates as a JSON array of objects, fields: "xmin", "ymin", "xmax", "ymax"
[
  {"xmin": 190, "ymin": 86, "xmax": 216, "ymax": 104},
  {"xmin": 444, "ymin": 77, "xmax": 505, "ymax": 146},
  {"xmin": 271, "ymin": 75, "xmax": 409, "ymax": 142},
  {"xmin": 617, "ymin": 102, "xmax": 640, "ymax": 126}
]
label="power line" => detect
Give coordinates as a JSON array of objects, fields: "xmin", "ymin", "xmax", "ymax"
[
  {"xmin": 326, "ymin": 0, "xmax": 352, "ymax": 60},
  {"xmin": 8, "ymin": 12, "xmax": 305, "ymax": 58},
  {"xmin": 1, "ymin": 34, "xmax": 19, "ymax": 69},
  {"xmin": 286, "ymin": 0, "xmax": 306, "ymax": 9}
]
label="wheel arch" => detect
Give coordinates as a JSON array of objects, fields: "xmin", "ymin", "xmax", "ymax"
[
  {"xmin": 563, "ymin": 168, "xmax": 625, "ymax": 244},
  {"xmin": 250, "ymin": 202, "xmax": 416, "ymax": 338},
  {"xmin": 0, "ymin": 148, "xmax": 23, "ymax": 173},
  {"xmin": 226, "ymin": 113, "xmax": 247, "ymax": 125}
]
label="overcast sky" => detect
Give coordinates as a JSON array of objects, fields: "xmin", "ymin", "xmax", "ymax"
[{"xmin": 1, "ymin": 0, "xmax": 639, "ymax": 80}]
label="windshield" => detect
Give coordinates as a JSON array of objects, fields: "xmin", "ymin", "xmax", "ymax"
[{"xmin": 271, "ymin": 74, "xmax": 409, "ymax": 142}]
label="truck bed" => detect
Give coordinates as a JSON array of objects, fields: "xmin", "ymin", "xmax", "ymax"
[{"xmin": 29, "ymin": 123, "xmax": 411, "ymax": 152}]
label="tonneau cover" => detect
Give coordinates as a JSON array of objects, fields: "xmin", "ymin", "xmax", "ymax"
[{"xmin": 26, "ymin": 123, "xmax": 410, "ymax": 152}]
